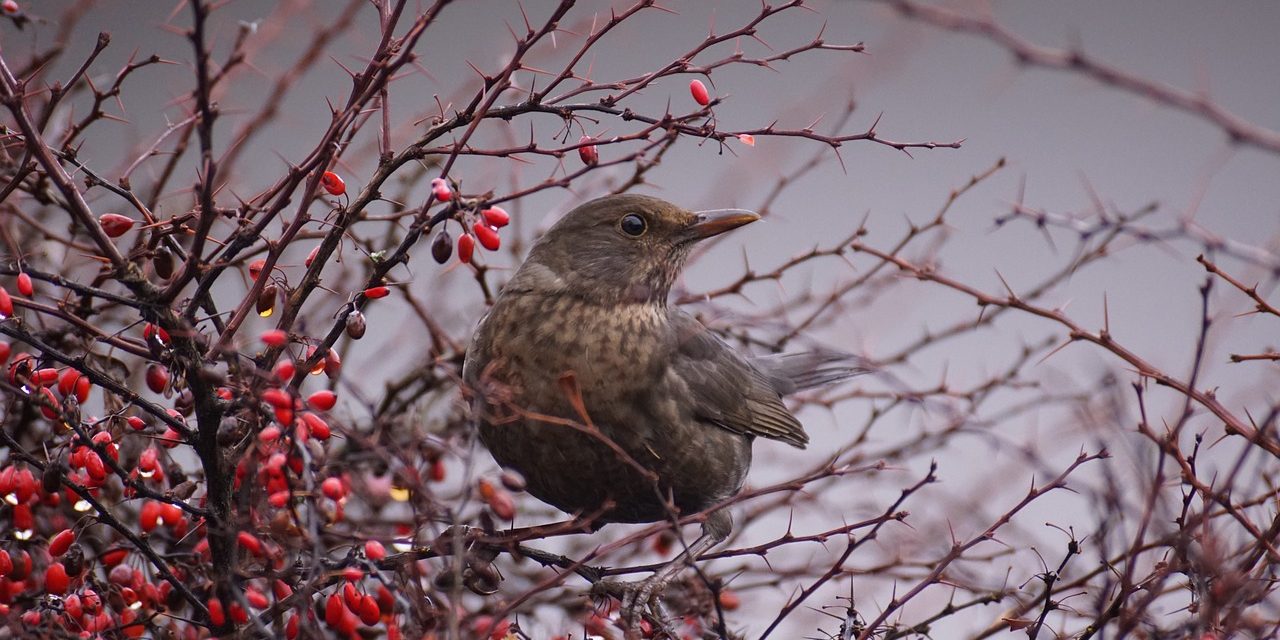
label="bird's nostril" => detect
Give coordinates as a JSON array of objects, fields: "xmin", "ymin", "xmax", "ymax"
[{"xmin": 687, "ymin": 209, "xmax": 761, "ymax": 240}]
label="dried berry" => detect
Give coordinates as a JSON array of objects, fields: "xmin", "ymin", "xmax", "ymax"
[
  {"xmin": 431, "ymin": 229, "xmax": 453, "ymax": 264},
  {"xmin": 345, "ymin": 310, "xmax": 366, "ymax": 339},
  {"xmin": 257, "ymin": 284, "xmax": 278, "ymax": 318},
  {"xmin": 152, "ymin": 247, "xmax": 175, "ymax": 279}
]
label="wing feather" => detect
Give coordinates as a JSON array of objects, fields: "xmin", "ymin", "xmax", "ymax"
[{"xmin": 665, "ymin": 311, "xmax": 808, "ymax": 448}]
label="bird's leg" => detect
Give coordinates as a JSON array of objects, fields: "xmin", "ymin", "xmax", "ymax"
[
  {"xmin": 625, "ymin": 531, "xmax": 719, "ymax": 621},
  {"xmin": 599, "ymin": 512, "xmax": 732, "ymax": 636}
]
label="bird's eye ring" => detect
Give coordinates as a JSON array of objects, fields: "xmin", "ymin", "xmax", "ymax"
[{"xmin": 619, "ymin": 213, "xmax": 647, "ymax": 237}]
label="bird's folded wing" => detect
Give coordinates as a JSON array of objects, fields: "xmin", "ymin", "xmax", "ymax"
[{"xmin": 667, "ymin": 312, "xmax": 809, "ymax": 449}]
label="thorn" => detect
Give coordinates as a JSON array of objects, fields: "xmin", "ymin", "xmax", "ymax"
[{"xmin": 993, "ymin": 269, "xmax": 1017, "ymax": 300}]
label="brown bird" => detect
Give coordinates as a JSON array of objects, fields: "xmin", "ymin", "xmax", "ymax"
[{"xmin": 462, "ymin": 193, "xmax": 866, "ymax": 616}]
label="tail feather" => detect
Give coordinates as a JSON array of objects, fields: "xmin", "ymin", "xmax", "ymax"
[{"xmin": 751, "ymin": 350, "xmax": 873, "ymax": 395}]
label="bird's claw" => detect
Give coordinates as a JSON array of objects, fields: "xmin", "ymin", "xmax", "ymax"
[{"xmin": 591, "ymin": 576, "xmax": 679, "ymax": 639}]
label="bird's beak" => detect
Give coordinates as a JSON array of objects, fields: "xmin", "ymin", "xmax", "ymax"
[{"xmin": 686, "ymin": 208, "xmax": 761, "ymax": 241}]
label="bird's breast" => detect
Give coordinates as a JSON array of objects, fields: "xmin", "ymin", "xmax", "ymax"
[{"xmin": 483, "ymin": 294, "xmax": 670, "ymax": 399}]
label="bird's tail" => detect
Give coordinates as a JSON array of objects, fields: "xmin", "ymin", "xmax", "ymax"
[{"xmin": 752, "ymin": 350, "xmax": 874, "ymax": 395}]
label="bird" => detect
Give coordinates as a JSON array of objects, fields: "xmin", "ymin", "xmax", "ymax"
[{"xmin": 462, "ymin": 193, "xmax": 867, "ymax": 620}]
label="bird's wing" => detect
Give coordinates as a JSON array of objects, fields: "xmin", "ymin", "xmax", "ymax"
[
  {"xmin": 666, "ymin": 311, "xmax": 809, "ymax": 449},
  {"xmin": 750, "ymin": 351, "xmax": 872, "ymax": 395}
]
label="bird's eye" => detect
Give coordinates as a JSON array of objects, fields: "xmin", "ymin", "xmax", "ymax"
[{"xmin": 619, "ymin": 213, "xmax": 647, "ymax": 237}]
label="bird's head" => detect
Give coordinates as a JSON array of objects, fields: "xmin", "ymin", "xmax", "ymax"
[{"xmin": 513, "ymin": 194, "xmax": 759, "ymax": 305}]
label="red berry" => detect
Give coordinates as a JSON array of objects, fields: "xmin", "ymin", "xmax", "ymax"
[
  {"xmin": 44, "ymin": 562, "xmax": 70, "ymax": 595},
  {"xmin": 32, "ymin": 367, "xmax": 58, "ymax": 386},
  {"xmin": 274, "ymin": 360, "xmax": 297, "ymax": 383},
  {"xmin": 74, "ymin": 373, "xmax": 91, "ymax": 403},
  {"xmin": 0, "ymin": 286, "xmax": 12, "ymax": 318},
  {"xmin": 477, "ymin": 478, "xmax": 496, "ymax": 501},
  {"xmin": 237, "ymin": 531, "xmax": 262, "ymax": 555},
  {"xmin": 718, "ymin": 588, "xmax": 741, "ymax": 610},
  {"xmin": 578, "ymin": 135, "xmax": 599, "ymax": 165},
  {"xmin": 430, "ymin": 178, "xmax": 452, "ymax": 202},
  {"xmin": 248, "ymin": 258, "xmax": 267, "ymax": 280},
  {"xmin": 142, "ymin": 322, "xmax": 170, "ymax": 346},
  {"xmin": 160, "ymin": 426, "xmax": 182, "ymax": 448},
  {"xmin": 325, "ymin": 593, "xmax": 344, "ymax": 627},
  {"xmin": 321, "ymin": 170, "xmax": 346, "ymax": 196},
  {"xmin": 358, "ymin": 594, "xmax": 380, "ymax": 626},
  {"xmin": 125, "ymin": 416, "xmax": 146, "ymax": 431},
  {"xmin": 1, "ymin": 1, "xmax": 19, "ymax": 17},
  {"xmin": 15, "ymin": 272, "xmax": 32, "ymax": 297},
  {"xmin": 99, "ymin": 548, "xmax": 128, "ymax": 567},
  {"xmin": 481, "ymin": 206, "xmax": 510, "ymax": 228},
  {"xmin": 38, "ymin": 386, "xmax": 60, "ymax": 420},
  {"xmin": 144, "ymin": 363, "xmax": 168, "ymax": 394},
  {"xmin": 305, "ymin": 245, "xmax": 321, "ymax": 267},
  {"xmin": 160, "ymin": 501, "xmax": 182, "ymax": 526},
  {"xmin": 457, "ymin": 233, "xmax": 475, "ymax": 264},
  {"xmin": 99, "ymin": 213, "xmax": 135, "ymax": 238},
  {"xmin": 301, "ymin": 412, "xmax": 330, "ymax": 440},
  {"xmin": 473, "ymin": 222, "xmax": 501, "ymax": 251},
  {"xmin": 139, "ymin": 501, "xmax": 162, "ymax": 532},
  {"xmin": 48, "ymin": 528, "xmax": 75, "ymax": 556},
  {"xmin": 486, "ymin": 487, "xmax": 515, "ymax": 520},
  {"xmin": 260, "ymin": 329, "xmax": 288, "ymax": 347},
  {"xmin": 689, "ymin": 78, "xmax": 711, "ymax": 106},
  {"xmin": 364, "ymin": 540, "xmax": 386, "ymax": 561},
  {"xmin": 258, "ymin": 424, "xmax": 282, "ymax": 443},
  {"xmin": 363, "ymin": 286, "xmax": 390, "ymax": 299},
  {"xmin": 246, "ymin": 586, "xmax": 269, "ymax": 609},
  {"xmin": 320, "ymin": 476, "xmax": 346, "ymax": 501},
  {"xmin": 306, "ymin": 390, "xmax": 336, "ymax": 411},
  {"xmin": 207, "ymin": 597, "xmax": 225, "ymax": 627},
  {"xmin": 261, "ymin": 388, "xmax": 292, "ymax": 410},
  {"xmin": 56, "ymin": 368, "xmax": 80, "ymax": 398}
]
